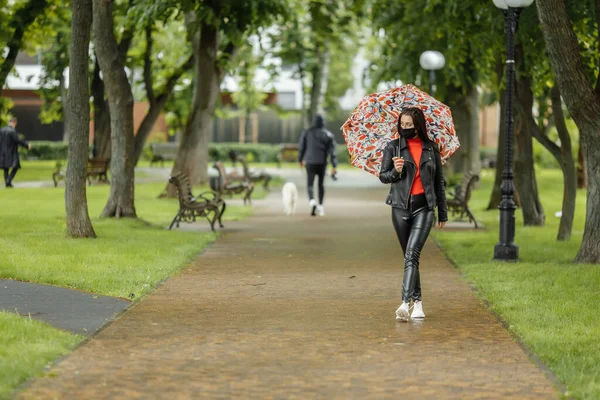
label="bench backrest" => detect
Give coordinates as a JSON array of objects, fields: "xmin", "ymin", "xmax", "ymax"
[
  {"xmin": 151, "ymin": 143, "xmax": 179, "ymax": 158},
  {"xmin": 454, "ymin": 173, "xmax": 479, "ymax": 203},
  {"xmin": 212, "ymin": 162, "xmax": 228, "ymax": 192},
  {"xmin": 278, "ymin": 143, "xmax": 299, "ymax": 161},
  {"xmin": 169, "ymin": 173, "xmax": 194, "ymax": 206},
  {"xmin": 87, "ymin": 158, "xmax": 109, "ymax": 172},
  {"xmin": 237, "ymin": 155, "xmax": 250, "ymax": 178}
]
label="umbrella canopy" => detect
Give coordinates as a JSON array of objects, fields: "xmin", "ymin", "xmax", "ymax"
[{"xmin": 341, "ymin": 84, "xmax": 460, "ymax": 177}]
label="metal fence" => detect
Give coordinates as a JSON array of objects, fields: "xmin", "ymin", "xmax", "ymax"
[{"xmin": 211, "ymin": 109, "xmax": 348, "ymax": 145}]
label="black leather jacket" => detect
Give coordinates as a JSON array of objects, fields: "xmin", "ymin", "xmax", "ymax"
[{"xmin": 379, "ymin": 138, "xmax": 448, "ymax": 222}]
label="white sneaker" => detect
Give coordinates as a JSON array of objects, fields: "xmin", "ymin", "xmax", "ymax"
[
  {"xmin": 395, "ymin": 302, "xmax": 410, "ymax": 321},
  {"xmin": 317, "ymin": 205, "xmax": 325, "ymax": 216},
  {"xmin": 411, "ymin": 301, "xmax": 425, "ymax": 319},
  {"xmin": 309, "ymin": 199, "xmax": 317, "ymax": 216}
]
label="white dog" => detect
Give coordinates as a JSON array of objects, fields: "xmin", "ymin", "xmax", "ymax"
[{"xmin": 281, "ymin": 182, "xmax": 298, "ymax": 216}]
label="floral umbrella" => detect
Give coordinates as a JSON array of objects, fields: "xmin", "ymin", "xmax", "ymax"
[{"xmin": 341, "ymin": 84, "xmax": 460, "ymax": 177}]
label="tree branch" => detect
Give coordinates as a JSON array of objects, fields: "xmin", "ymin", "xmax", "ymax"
[
  {"xmin": 518, "ymin": 96, "xmax": 562, "ymax": 161},
  {"xmin": 0, "ymin": 0, "xmax": 50, "ymax": 87},
  {"xmin": 116, "ymin": 0, "xmax": 136, "ymax": 62},
  {"xmin": 143, "ymin": 23, "xmax": 155, "ymax": 105},
  {"xmin": 217, "ymin": 42, "xmax": 238, "ymax": 81},
  {"xmin": 155, "ymin": 55, "xmax": 194, "ymax": 103},
  {"xmin": 551, "ymin": 84, "xmax": 573, "ymax": 154},
  {"xmin": 544, "ymin": 118, "xmax": 554, "ymax": 137}
]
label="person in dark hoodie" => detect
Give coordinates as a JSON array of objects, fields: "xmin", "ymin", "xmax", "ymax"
[
  {"xmin": 298, "ymin": 114, "xmax": 337, "ymax": 216},
  {"xmin": 0, "ymin": 117, "xmax": 31, "ymax": 188}
]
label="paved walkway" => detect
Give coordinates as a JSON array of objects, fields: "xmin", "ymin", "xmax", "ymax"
[
  {"xmin": 0, "ymin": 279, "xmax": 130, "ymax": 336},
  {"xmin": 19, "ymin": 178, "xmax": 558, "ymax": 399}
]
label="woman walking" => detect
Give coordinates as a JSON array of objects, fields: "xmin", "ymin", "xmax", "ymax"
[{"xmin": 379, "ymin": 107, "xmax": 448, "ymax": 322}]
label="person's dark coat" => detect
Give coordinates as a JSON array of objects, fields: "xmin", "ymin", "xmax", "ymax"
[
  {"xmin": 379, "ymin": 137, "xmax": 448, "ymax": 222},
  {"xmin": 0, "ymin": 126, "xmax": 29, "ymax": 169},
  {"xmin": 298, "ymin": 114, "xmax": 338, "ymax": 167}
]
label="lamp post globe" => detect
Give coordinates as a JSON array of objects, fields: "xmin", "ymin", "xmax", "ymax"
[
  {"xmin": 419, "ymin": 51, "xmax": 445, "ymax": 95},
  {"xmin": 493, "ymin": 0, "xmax": 535, "ymax": 8}
]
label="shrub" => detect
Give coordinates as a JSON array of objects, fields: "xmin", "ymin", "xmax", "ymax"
[{"xmin": 19, "ymin": 141, "xmax": 75, "ymax": 160}]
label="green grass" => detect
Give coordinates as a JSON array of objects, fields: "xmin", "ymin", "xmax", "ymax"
[
  {"xmin": 0, "ymin": 183, "xmax": 257, "ymax": 299},
  {"xmin": 0, "ymin": 312, "xmax": 80, "ymax": 399},
  {"xmin": 435, "ymin": 168, "xmax": 598, "ymax": 399},
  {"xmin": 13, "ymin": 161, "xmax": 61, "ymax": 182}
]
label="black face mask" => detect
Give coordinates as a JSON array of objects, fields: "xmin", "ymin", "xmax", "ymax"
[{"xmin": 401, "ymin": 128, "xmax": 417, "ymax": 139}]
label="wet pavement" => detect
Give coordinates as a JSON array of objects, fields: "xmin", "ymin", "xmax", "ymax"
[
  {"xmin": 19, "ymin": 172, "xmax": 559, "ymax": 399},
  {"xmin": 0, "ymin": 279, "xmax": 130, "ymax": 336}
]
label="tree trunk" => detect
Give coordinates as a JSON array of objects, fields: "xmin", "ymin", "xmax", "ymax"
[
  {"xmin": 132, "ymin": 100, "xmax": 166, "ymax": 163},
  {"xmin": 488, "ymin": 57, "xmax": 507, "ymax": 210},
  {"xmin": 164, "ymin": 22, "xmax": 224, "ymax": 197},
  {"xmin": 194, "ymin": 115, "xmax": 213, "ymax": 185},
  {"xmin": 60, "ymin": 72, "xmax": 70, "ymax": 143},
  {"xmin": 447, "ymin": 86, "xmax": 469, "ymax": 174},
  {"xmin": 447, "ymin": 85, "xmax": 480, "ymax": 176},
  {"xmin": 514, "ymin": 53, "xmax": 545, "ymax": 226},
  {"xmin": 528, "ymin": 85, "xmax": 576, "ymax": 240},
  {"xmin": 466, "ymin": 86, "xmax": 481, "ymax": 177},
  {"xmin": 0, "ymin": 0, "xmax": 49, "ymax": 88},
  {"xmin": 551, "ymin": 86, "xmax": 577, "ymax": 240},
  {"xmin": 91, "ymin": 60, "xmax": 111, "ymax": 159},
  {"xmin": 92, "ymin": 0, "xmax": 136, "ymax": 218},
  {"xmin": 577, "ymin": 147, "xmax": 588, "ymax": 188},
  {"xmin": 66, "ymin": 0, "xmax": 96, "ymax": 238},
  {"xmin": 487, "ymin": 91, "xmax": 506, "ymax": 210},
  {"xmin": 538, "ymin": 0, "xmax": 600, "ymax": 262},
  {"xmin": 308, "ymin": 42, "xmax": 331, "ymax": 125},
  {"xmin": 298, "ymin": 63, "xmax": 309, "ymax": 129}
]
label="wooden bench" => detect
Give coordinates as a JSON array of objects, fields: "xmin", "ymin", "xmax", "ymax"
[
  {"xmin": 276, "ymin": 143, "xmax": 299, "ymax": 168},
  {"xmin": 87, "ymin": 157, "xmax": 110, "ymax": 185},
  {"xmin": 52, "ymin": 161, "xmax": 66, "ymax": 187},
  {"xmin": 447, "ymin": 172, "xmax": 480, "ymax": 228},
  {"xmin": 212, "ymin": 161, "xmax": 254, "ymax": 205},
  {"xmin": 235, "ymin": 155, "xmax": 272, "ymax": 191},
  {"xmin": 150, "ymin": 143, "xmax": 178, "ymax": 167},
  {"xmin": 168, "ymin": 172, "xmax": 225, "ymax": 231}
]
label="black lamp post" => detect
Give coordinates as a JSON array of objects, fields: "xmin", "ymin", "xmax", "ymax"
[
  {"xmin": 419, "ymin": 51, "xmax": 445, "ymax": 95},
  {"xmin": 492, "ymin": 0, "xmax": 534, "ymax": 261}
]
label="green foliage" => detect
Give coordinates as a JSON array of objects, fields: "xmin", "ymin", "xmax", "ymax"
[
  {"xmin": 230, "ymin": 41, "xmax": 268, "ymax": 115},
  {"xmin": 370, "ymin": 0, "xmax": 500, "ymax": 101},
  {"xmin": 0, "ymin": 97, "xmax": 14, "ymax": 126},
  {"xmin": 266, "ymin": 0, "xmax": 366, "ymax": 118},
  {"xmin": 19, "ymin": 141, "xmax": 90, "ymax": 160}
]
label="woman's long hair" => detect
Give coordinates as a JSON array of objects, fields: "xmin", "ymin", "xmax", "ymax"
[{"xmin": 398, "ymin": 107, "xmax": 434, "ymax": 145}]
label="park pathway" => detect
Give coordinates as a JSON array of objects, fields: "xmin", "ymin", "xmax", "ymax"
[{"xmin": 20, "ymin": 173, "xmax": 559, "ymax": 399}]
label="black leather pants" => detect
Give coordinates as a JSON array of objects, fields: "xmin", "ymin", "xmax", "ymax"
[{"xmin": 391, "ymin": 195, "xmax": 434, "ymax": 303}]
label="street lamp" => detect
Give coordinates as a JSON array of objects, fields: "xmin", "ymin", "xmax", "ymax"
[
  {"xmin": 419, "ymin": 51, "xmax": 445, "ymax": 95},
  {"xmin": 492, "ymin": 0, "xmax": 534, "ymax": 261}
]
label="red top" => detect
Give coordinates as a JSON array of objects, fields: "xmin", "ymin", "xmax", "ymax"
[{"xmin": 407, "ymin": 138, "xmax": 425, "ymax": 195}]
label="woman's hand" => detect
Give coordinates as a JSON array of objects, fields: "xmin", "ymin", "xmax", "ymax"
[
  {"xmin": 438, "ymin": 221, "xmax": 446, "ymax": 230},
  {"xmin": 392, "ymin": 157, "xmax": 404, "ymax": 173}
]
